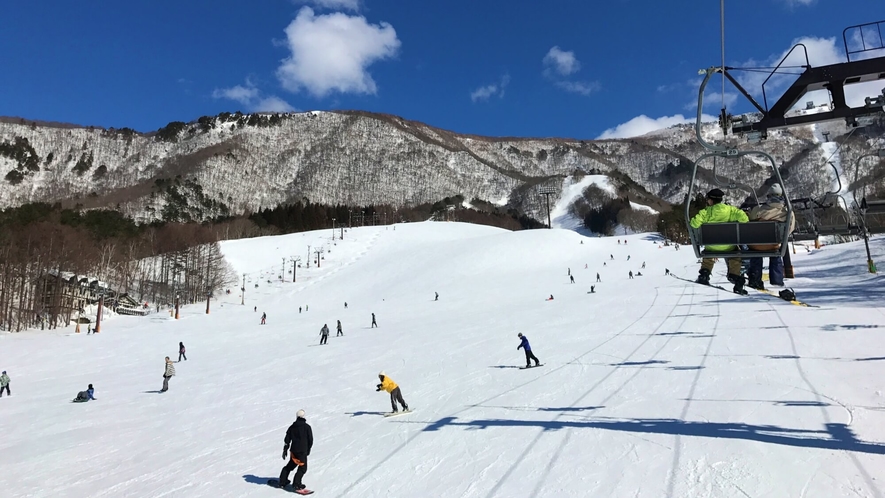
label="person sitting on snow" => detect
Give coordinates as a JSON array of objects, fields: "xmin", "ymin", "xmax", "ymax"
[{"xmin": 73, "ymin": 384, "xmax": 96, "ymax": 402}]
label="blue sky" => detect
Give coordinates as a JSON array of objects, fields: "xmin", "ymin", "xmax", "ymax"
[{"xmin": 1, "ymin": 0, "xmax": 882, "ymax": 139}]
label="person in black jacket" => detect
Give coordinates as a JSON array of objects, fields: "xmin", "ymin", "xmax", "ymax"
[{"xmin": 278, "ymin": 409, "xmax": 313, "ymax": 490}]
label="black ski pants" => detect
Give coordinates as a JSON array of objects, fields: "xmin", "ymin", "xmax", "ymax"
[
  {"xmin": 337, "ymin": 328, "xmax": 342, "ymax": 336},
  {"xmin": 390, "ymin": 386, "xmax": 407, "ymax": 412},
  {"xmin": 179, "ymin": 352, "xmax": 187, "ymax": 361},
  {"xmin": 320, "ymin": 334, "xmax": 328, "ymax": 345},
  {"xmin": 280, "ymin": 454, "xmax": 308, "ymax": 487},
  {"xmin": 523, "ymin": 349, "xmax": 540, "ymax": 367},
  {"xmin": 0, "ymin": 385, "xmax": 9, "ymax": 397}
]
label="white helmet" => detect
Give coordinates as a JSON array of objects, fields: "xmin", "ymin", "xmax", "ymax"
[
  {"xmin": 768, "ymin": 184, "xmax": 783, "ymax": 197},
  {"xmin": 296, "ymin": 409, "xmax": 306, "ymax": 419}
]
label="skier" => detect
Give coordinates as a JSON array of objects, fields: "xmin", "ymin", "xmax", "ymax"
[
  {"xmin": 261, "ymin": 312, "xmax": 267, "ymax": 325},
  {"xmin": 161, "ymin": 356, "xmax": 175, "ymax": 392},
  {"xmin": 434, "ymin": 292, "xmax": 438, "ymax": 301},
  {"xmin": 179, "ymin": 342, "xmax": 187, "ymax": 362},
  {"xmin": 629, "ymin": 271, "xmax": 634, "ymax": 279},
  {"xmin": 254, "ymin": 306, "xmax": 257, "ymax": 312},
  {"xmin": 627, "ymin": 255, "xmax": 631, "ymax": 261},
  {"xmin": 567, "ymin": 268, "xmax": 571, "ymax": 276},
  {"xmin": 569, "ymin": 275, "xmax": 575, "ymax": 284},
  {"xmin": 665, "ymin": 268, "xmax": 670, "ymax": 276},
  {"xmin": 690, "ymin": 188, "xmax": 749, "ymax": 294},
  {"xmin": 278, "ymin": 409, "xmax": 313, "ymax": 491},
  {"xmin": 610, "ymin": 254, "xmax": 614, "ymax": 260},
  {"xmin": 0, "ymin": 370, "xmax": 9, "ymax": 397},
  {"xmin": 584, "ymin": 264, "xmax": 588, "ymax": 269},
  {"xmin": 603, "ymin": 262, "xmax": 606, "ymax": 267},
  {"xmin": 596, "ymin": 273, "xmax": 601, "ymax": 283},
  {"xmin": 344, "ymin": 302, "xmax": 348, "ymax": 309},
  {"xmin": 641, "ymin": 262, "xmax": 646, "ymax": 269},
  {"xmin": 299, "ymin": 307, "xmax": 302, "ymax": 313},
  {"xmin": 305, "ymin": 305, "xmax": 308, "ymax": 311},
  {"xmin": 73, "ymin": 384, "xmax": 96, "ymax": 402},
  {"xmin": 319, "ymin": 324, "xmax": 330, "ymax": 345},
  {"xmin": 516, "ymin": 333, "xmax": 540, "ymax": 368},
  {"xmin": 618, "ymin": 239, "xmax": 621, "ymax": 245},
  {"xmin": 376, "ymin": 371, "xmax": 409, "ymax": 413},
  {"xmin": 746, "ymin": 184, "xmax": 795, "ymax": 289},
  {"xmin": 371, "ymin": 313, "xmax": 377, "ymax": 328},
  {"xmin": 336, "ymin": 320, "xmax": 343, "ymax": 337}
]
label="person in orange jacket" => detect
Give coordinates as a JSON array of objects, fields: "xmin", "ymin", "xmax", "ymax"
[{"xmin": 376, "ymin": 371, "xmax": 408, "ymax": 413}]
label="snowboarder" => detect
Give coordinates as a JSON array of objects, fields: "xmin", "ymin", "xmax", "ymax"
[
  {"xmin": 371, "ymin": 313, "xmax": 377, "ymax": 328},
  {"xmin": 336, "ymin": 320, "xmax": 343, "ymax": 337},
  {"xmin": 344, "ymin": 302, "xmax": 348, "ymax": 309},
  {"xmin": 617, "ymin": 239, "xmax": 620, "ymax": 245},
  {"xmin": 569, "ymin": 275, "xmax": 575, "ymax": 284},
  {"xmin": 627, "ymin": 255, "xmax": 631, "ymax": 261},
  {"xmin": 590, "ymin": 285, "xmax": 595, "ymax": 293},
  {"xmin": 377, "ymin": 371, "xmax": 409, "ymax": 413},
  {"xmin": 254, "ymin": 306, "xmax": 257, "ymax": 312},
  {"xmin": 278, "ymin": 409, "xmax": 313, "ymax": 491},
  {"xmin": 517, "ymin": 333, "xmax": 540, "ymax": 368},
  {"xmin": 161, "ymin": 356, "xmax": 175, "ymax": 392},
  {"xmin": 584, "ymin": 264, "xmax": 588, "ymax": 269},
  {"xmin": 546, "ymin": 294, "xmax": 554, "ymax": 301},
  {"xmin": 603, "ymin": 262, "xmax": 606, "ymax": 267},
  {"xmin": 73, "ymin": 384, "xmax": 96, "ymax": 402},
  {"xmin": 629, "ymin": 271, "xmax": 633, "ymax": 279},
  {"xmin": 305, "ymin": 305, "xmax": 308, "ymax": 311},
  {"xmin": 641, "ymin": 262, "xmax": 646, "ymax": 269},
  {"xmin": 665, "ymin": 268, "xmax": 670, "ymax": 276},
  {"xmin": 690, "ymin": 188, "xmax": 749, "ymax": 294},
  {"xmin": 746, "ymin": 184, "xmax": 795, "ymax": 289},
  {"xmin": 299, "ymin": 307, "xmax": 302, "ymax": 313},
  {"xmin": 261, "ymin": 312, "xmax": 267, "ymax": 325},
  {"xmin": 596, "ymin": 273, "xmax": 601, "ymax": 283},
  {"xmin": 434, "ymin": 292, "xmax": 439, "ymax": 301},
  {"xmin": 319, "ymin": 324, "xmax": 330, "ymax": 345},
  {"xmin": 0, "ymin": 370, "xmax": 9, "ymax": 397},
  {"xmin": 636, "ymin": 271, "xmax": 643, "ymax": 277},
  {"xmin": 610, "ymin": 254, "xmax": 614, "ymax": 260},
  {"xmin": 179, "ymin": 342, "xmax": 187, "ymax": 362},
  {"xmin": 567, "ymin": 268, "xmax": 571, "ymax": 276}
]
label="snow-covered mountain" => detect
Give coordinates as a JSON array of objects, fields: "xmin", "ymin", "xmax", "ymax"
[{"xmin": 0, "ymin": 111, "xmax": 882, "ymax": 222}]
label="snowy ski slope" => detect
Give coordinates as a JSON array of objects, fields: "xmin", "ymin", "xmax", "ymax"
[{"xmin": 1, "ymin": 223, "xmax": 884, "ymax": 498}]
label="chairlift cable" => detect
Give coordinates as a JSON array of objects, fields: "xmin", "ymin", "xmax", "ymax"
[{"xmin": 720, "ymin": 0, "xmax": 726, "ymax": 110}]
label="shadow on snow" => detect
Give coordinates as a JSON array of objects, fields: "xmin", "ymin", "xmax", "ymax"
[{"xmin": 421, "ymin": 417, "xmax": 885, "ymax": 454}]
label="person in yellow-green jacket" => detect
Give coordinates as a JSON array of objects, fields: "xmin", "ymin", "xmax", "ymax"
[
  {"xmin": 690, "ymin": 188, "xmax": 749, "ymax": 294},
  {"xmin": 376, "ymin": 371, "xmax": 409, "ymax": 413}
]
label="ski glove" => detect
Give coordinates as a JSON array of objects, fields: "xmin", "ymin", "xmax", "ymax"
[
  {"xmin": 376, "ymin": 384, "xmax": 382, "ymax": 391},
  {"xmin": 282, "ymin": 446, "xmax": 289, "ymax": 460}
]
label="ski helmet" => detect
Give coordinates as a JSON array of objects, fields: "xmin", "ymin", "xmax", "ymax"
[
  {"xmin": 768, "ymin": 184, "xmax": 783, "ymax": 197},
  {"xmin": 296, "ymin": 409, "xmax": 306, "ymax": 419}
]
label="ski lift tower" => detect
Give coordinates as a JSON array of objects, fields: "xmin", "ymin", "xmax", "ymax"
[{"xmin": 538, "ymin": 186, "xmax": 557, "ymax": 229}]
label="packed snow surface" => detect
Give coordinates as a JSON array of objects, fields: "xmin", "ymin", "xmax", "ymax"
[{"xmin": 2, "ymin": 223, "xmax": 885, "ymax": 498}]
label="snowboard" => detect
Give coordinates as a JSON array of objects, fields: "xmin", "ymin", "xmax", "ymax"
[
  {"xmin": 266, "ymin": 480, "xmax": 314, "ymax": 494},
  {"xmin": 519, "ymin": 364, "xmax": 544, "ymax": 369},
  {"xmin": 384, "ymin": 409, "xmax": 414, "ymax": 418}
]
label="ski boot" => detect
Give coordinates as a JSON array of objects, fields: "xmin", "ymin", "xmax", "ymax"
[
  {"xmin": 727, "ymin": 273, "xmax": 748, "ymax": 295},
  {"xmin": 696, "ymin": 268, "xmax": 711, "ymax": 285}
]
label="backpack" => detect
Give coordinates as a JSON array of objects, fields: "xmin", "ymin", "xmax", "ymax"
[{"xmin": 778, "ymin": 288, "xmax": 796, "ymax": 302}]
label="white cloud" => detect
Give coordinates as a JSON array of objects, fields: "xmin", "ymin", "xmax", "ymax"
[
  {"xmin": 255, "ymin": 96, "xmax": 296, "ymax": 113},
  {"xmin": 542, "ymin": 46, "xmax": 598, "ymax": 96},
  {"xmin": 212, "ymin": 80, "xmax": 295, "ymax": 113},
  {"xmin": 470, "ymin": 75, "xmax": 510, "ymax": 102},
  {"xmin": 556, "ymin": 80, "xmax": 601, "ymax": 96},
  {"xmin": 596, "ymin": 113, "xmax": 717, "ymax": 140},
  {"xmin": 212, "ymin": 84, "xmax": 259, "ymax": 105},
  {"xmin": 295, "ymin": 0, "xmax": 360, "ymax": 11},
  {"xmin": 276, "ymin": 7, "xmax": 401, "ymax": 98},
  {"xmin": 785, "ymin": 0, "xmax": 814, "ymax": 6},
  {"xmin": 543, "ymin": 46, "xmax": 580, "ymax": 77}
]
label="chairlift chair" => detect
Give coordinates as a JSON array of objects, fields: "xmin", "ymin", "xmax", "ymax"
[{"xmin": 685, "ymin": 69, "xmax": 793, "ymax": 260}]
